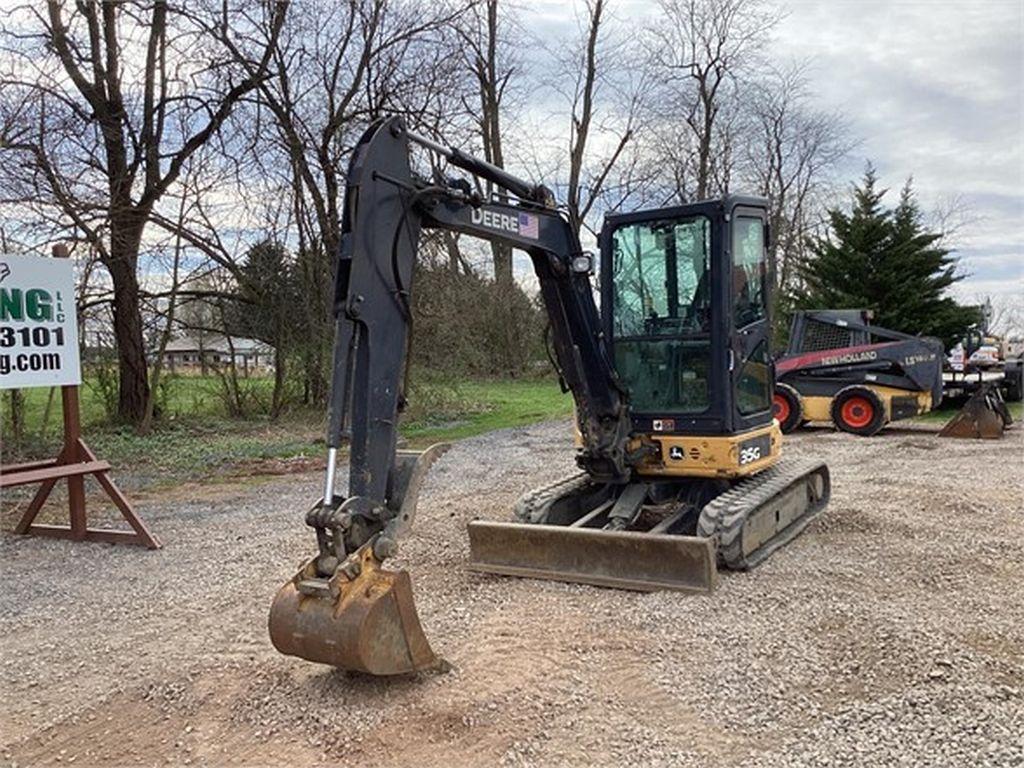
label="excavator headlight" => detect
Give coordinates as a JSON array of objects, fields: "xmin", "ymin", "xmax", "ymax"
[{"xmin": 572, "ymin": 253, "xmax": 595, "ymax": 274}]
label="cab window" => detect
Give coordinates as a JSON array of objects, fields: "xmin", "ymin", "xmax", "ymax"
[
  {"xmin": 611, "ymin": 216, "xmax": 712, "ymax": 337},
  {"xmin": 732, "ymin": 216, "xmax": 767, "ymax": 327},
  {"xmin": 610, "ymin": 216, "xmax": 712, "ymax": 414},
  {"xmin": 736, "ymin": 339, "xmax": 772, "ymax": 415}
]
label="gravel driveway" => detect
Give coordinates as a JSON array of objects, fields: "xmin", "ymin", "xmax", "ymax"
[{"xmin": 1, "ymin": 421, "xmax": 1021, "ymax": 767}]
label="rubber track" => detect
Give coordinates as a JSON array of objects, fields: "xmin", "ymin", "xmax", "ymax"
[
  {"xmin": 696, "ymin": 458, "xmax": 830, "ymax": 571},
  {"xmin": 514, "ymin": 472, "xmax": 592, "ymax": 523}
]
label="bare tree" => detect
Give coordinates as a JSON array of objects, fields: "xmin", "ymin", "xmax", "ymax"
[
  {"xmin": 0, "ymin": 0, "xmax": 287, "ymax": 423},
  {"xmin": 982, "ymin": 294, "xmax": 1024, "ymax": 339},
  {"xmin": 929, "ymin": 192, "xmax": 981, "ymax": 249},
  {"xmin": 223, "ymin": 0, "xmax": 465, "ymax": 259},
  {"xmin": 212, "ymin": 0, "xmax": 468, "ymax": 403},
  {"xmin": 139, "ymin": 195, "xmax": 185, "ymax": 436},
  {"xmin": 456, "ymin": 0, "xmax": 522, "ymax": 283},
  {"xmin": 649, "ymin": 0, "xmax": 780, "ymax": 201},
  {"xmin": 551, "ymin": 0, "xmax": 648, "ymax": 237},
  {"xmin": 742, "ymin": 63, "xmax": 851, "ymax": 300}
]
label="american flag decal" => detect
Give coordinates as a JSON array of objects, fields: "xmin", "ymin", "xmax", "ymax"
[{"xmin": 518, "ymin": 213, "xmax": 539, "ymax": 239}]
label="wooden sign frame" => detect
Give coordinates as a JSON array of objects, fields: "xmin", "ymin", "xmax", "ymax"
[
  {"xmin": 1, "ymin": 385, "xmax": 161, "ymax": 548},
  {"xmin": 1, "ymin": 246, "xmax": 160, "ymax": 549}
]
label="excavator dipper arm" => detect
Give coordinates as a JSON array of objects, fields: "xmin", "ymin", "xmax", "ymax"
[{"xmin": 269, "ymin": 116, "xmax": 633, "ymax": 674}]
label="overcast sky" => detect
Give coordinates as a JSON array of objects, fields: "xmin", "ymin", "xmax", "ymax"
[
  {"xmin": 773, "ymin": 0, "xmax": 1023, "ymax": 306},
  {"xmin": 528, "ymin": 0, "xmax": 1023, "ymax": 306}
]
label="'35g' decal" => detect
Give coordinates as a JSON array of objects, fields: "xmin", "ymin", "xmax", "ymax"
[{"xmin": 738, "ymin": 434, "xmax": 771, "ymax": 466}]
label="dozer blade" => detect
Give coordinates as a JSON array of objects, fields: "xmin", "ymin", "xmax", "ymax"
[
  {"xmin": 939, "ymin": 385, "xmax": 1008, "ymax": 439},
  {"xmin": 467, "ymin": 521, "xmax": 718, "ymax": 593},
  {"xmin": 269, "ymin": 543, "xmax": 441, "ymax": 675}
]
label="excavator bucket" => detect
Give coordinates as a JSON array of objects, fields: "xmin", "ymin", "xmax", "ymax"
[
  {"xmin": 939, "ymin": 384, "xmax": 1011, "ymax": 440},
  {"xmin": 269, "ymin": 543, "xmax": 440, "ymax": 675},
  {"xmin": 269, "ymin": 445, "xmax": 449, "ymax": 675},
  {"xmin": 467, "ymin": 521, "xmax": 718, "ymax": 593}
]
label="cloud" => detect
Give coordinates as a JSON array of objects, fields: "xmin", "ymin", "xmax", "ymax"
[
  {"xmin": 772, "ymin": 0, "xmax": 1023, "ymax": 298},
  {"xmin": 524, "ymin": 0, "xmax": 1022, "ymax": 298}
]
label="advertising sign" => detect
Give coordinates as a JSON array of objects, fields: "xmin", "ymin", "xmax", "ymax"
[{"xmin": 0, "ymin": 254, "xmax": 82, "ymax": 389}]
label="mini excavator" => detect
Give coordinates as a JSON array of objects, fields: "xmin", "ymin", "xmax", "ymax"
[{"xmin": 268, "ymin": 117, "xmax": 831, "ymax": 675}]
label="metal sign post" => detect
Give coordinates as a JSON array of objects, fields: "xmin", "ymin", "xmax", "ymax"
[{"xmin": 0, "ymin": 246, "xmax": 160, "ymax": 549}]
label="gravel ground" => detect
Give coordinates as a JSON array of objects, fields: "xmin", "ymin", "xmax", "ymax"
[{"xmin": 1, "ymin": 420, "xmax": 1022, "ymax": 767}]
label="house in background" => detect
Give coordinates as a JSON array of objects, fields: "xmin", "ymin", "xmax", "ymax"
[{"xmin": 157, "ymin": 335, "xmax": 273, "ymax": 375}]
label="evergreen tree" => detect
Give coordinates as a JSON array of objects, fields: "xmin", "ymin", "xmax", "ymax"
[
  {"xmin": 796, "ymin": 167, "xmax": 980, "ymax": 347},
  {"xmin": 226, "ymin": 240, "xmax": 303, "ymax": 417}
]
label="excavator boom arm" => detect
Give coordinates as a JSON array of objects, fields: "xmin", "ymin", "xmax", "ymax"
[
  {"xmin": 325, "ymin": 117, "xmax": 631, "ymax": 539},
  {"xmin": 417, "ymin": 188, "xmax": 631, "ymax": 481}
]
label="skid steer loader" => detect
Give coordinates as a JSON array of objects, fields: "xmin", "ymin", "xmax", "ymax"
[
  {"xmin": 773, "ymin": 310, "xmax": 945, "ymax": 436},
  {"xmin": 771, "ymin": 309, "xmax": 1012, "ymax": 439},
  {"xmin": 268, "ymin": 117, "xmax": 831, "ymax": 675}
]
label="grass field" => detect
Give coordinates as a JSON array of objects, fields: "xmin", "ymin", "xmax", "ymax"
[
  {"xmin": 4, "ymin": 373, "xmax": 1017, "ymax": 491},
  {"xmin": 7, "ymin": 373, "xmax": 278, "ymax": 431},
  {"xmin": 1, "ymin": 374, "xmax": 573, "ymax": 488},
  {"xmin": 914, "ymin": 399, "xmax": 1022, "ymax": 423},
  {"xmin": 402, "ymin": 378, "xmax": 573, "ymax": 442}
]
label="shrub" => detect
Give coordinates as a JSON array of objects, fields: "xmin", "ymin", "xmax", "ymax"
[{"xmin": 410, "ymin": 264, "xmax": 547, "ymax": 376}]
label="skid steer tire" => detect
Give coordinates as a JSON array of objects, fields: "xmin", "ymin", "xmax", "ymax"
[
  {"xmin": 773, "ymin": 383, "xmax": 804, "ymax": 434},
  {"xmin": 831, "ymin": 385, "xmax": 886, "ymax": 436}
]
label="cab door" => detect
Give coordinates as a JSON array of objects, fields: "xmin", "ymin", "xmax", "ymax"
[{"xmin": 729, "ymin": 204, "xmax": 773, "ymax": 432}]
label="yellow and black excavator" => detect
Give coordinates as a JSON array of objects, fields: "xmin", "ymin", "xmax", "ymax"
[{"xmin": 268, "ymin": 117, "xmax": 831, "ymax": 675}]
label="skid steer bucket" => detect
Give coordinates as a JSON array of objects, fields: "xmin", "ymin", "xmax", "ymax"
[
  {"xmin": 269, "ymin": 543, "xmax": 440, "ymax": 675},
  {"xmin": 939, "ymin": 384, "xmax": 1011, "ymax": 440},
  {"xmin": 467, "ymin": 521, "xmax": 718, "ymax": 593}
]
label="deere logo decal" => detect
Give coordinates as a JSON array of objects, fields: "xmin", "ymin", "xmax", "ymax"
[{"xmin": 470, "ymin": 207, "xmax": 540, "ymax": 239}]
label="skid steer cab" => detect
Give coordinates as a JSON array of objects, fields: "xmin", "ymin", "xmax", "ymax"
[{"xmin": 269, "ymin": 116, "xmax": 830, "ymax": 676}]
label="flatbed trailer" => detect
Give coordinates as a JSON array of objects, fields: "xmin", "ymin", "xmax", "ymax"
[{"xmin": 943, "ymin": 359, "xmax": 1022, "ymax": 404}]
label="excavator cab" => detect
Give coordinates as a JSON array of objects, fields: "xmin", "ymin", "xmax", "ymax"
[
  {"xmin": 600, "ymin": 200, "xmax": 777, "ymax": 447},
  {"xmin": 466, "ymin": 198, "xmax": 829, "ymax": 588}
]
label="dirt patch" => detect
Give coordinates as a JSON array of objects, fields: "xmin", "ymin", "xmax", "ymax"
[{"xmin": 227, "ymin": 455, "xmax": 327, "ymax": 477}]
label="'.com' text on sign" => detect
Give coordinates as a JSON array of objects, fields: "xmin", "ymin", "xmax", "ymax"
[{"xmin": 0, "ymin": 254, "xmax": 82, "ymax": 389}]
